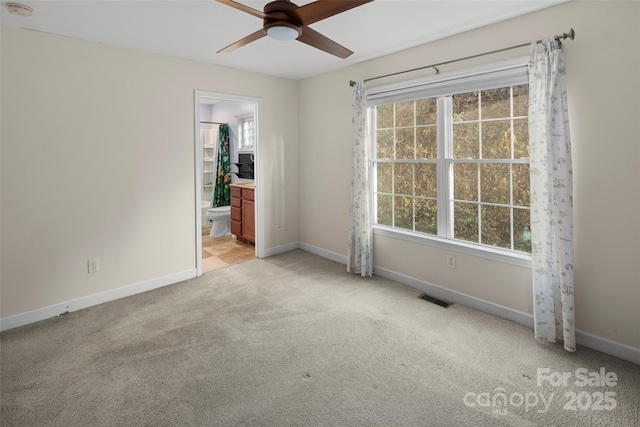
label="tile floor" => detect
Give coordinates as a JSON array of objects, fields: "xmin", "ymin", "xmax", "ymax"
[{"xmin": 202, "ymin": 228, "xmax": 256, "ymax": 273}]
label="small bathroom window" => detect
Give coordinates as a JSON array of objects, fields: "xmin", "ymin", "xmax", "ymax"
[{"xmin": 238, "ymin": 114, "xmax": 254, "ymax": 151}]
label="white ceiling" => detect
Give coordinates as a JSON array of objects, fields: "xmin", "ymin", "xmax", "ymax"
[{"xmin": 1, "ymin": 0, "xmax": 567, "ymax": 80}]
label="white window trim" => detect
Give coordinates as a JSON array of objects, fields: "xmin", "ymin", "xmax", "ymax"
[
  {"xmin": 373, "ymin": 226, "xmax": 532, "ymax": 268},
  {"xmin": 237, "ymin": 113, "xmax": 254, "ymax": 151},
  {"xmin": 369, "ymin": 57, "xmax": 532, "ymax": 269}
]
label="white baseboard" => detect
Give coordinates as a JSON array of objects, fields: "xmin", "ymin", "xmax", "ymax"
[
  {"xmin": 373, "ymin": 265, "xmax": 640, "ymax": 366},
  {"xmin": 261, "ymin": 241, "xmax": 348, "ymax": 265},
  {"xmin": 261, "ymin": 241, "xmax": 348, "ymax": 264},
  {"xmin": 0, "ymin": 268, "xmax": 197, "ymax": 332},
  {"xmin": 1, "ymin": 240, "xmax": 310, "ymax": 331},
  {"xmin": 298, "ymin": 242, "xmax": 348, "ymax": 265},
  {"xmin": 373, "ymin": 265, "xmax": 535, "ymax": 328},
  {"xmin": 574, "ymin": 329, "xmax": 640, "ymax": 366},
  {"xmin": 4, "ymin": 243, "xmax": 638, "ymax": 366},
  {"xmin": 262, "ymin": 241, "xmax": 301, "ymax": 258},
  {"xmin": 295, "ymin": 244, "xmax": 640, "ymax": 366}
]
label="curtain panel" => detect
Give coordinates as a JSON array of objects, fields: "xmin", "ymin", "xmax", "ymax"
[
  {"xmin": 347, "ymin": 81, "xmax": 373, "ymax": 277},
  {"xmin": 528, "ymin": 40, "xmax": 575, "ymax": 352}
]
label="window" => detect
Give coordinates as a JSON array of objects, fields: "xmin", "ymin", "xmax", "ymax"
[
  {"xmin": 238, "ymin": 115, "xmax": 254, "ymax": 150},
  {"xmin": 370, "ymin": 59, "xmax": 531, "ymax": 258}
]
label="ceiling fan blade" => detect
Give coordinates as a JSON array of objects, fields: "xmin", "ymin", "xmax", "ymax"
[
  {"xmin": 293, "ymin": 0, "xmax": 373, "ymax": 25},
  {"xmin": 216, "ymin": 0, "xmax": 266, "ymax": 19},
  {"xmin": 297, "ymin": 26, "xmax": 353, "ymax": 59},
  {"xmin": 217, "ymin": 29, "xmax": 266, "ymax": 53}
]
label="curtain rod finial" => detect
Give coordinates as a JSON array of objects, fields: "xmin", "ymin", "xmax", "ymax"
[
  {"xmin": 349, "ymin": 80, "xmax": 356, "ymax": 87},
  {"xmin": 558, "ymin": 28, "xmax": 575, "ymax": 41}
]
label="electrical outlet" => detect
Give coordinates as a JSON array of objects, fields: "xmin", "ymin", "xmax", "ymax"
[
  {"xmin": 447, "ymin": 254, "xmax": 456, "ymax": 269},
  {"xmin": 276, "ymin": 223, "xmax": 283, "ymax": 232},
  {"xmin": 88, "ymin": 258, "xmax": 99, "ymax": 274}
]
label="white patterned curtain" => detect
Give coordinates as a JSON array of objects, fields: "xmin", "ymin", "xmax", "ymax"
[
  {"xmin": 528, "ymin": 40, "xmax": 575, "ymax": 352},
  {"xmin": 347, "ymin": 81, "xmax": 373, "ymax": 277}
]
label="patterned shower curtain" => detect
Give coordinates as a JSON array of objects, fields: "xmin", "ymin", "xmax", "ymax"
[
  {"xmin": 213, "ymin": 124, "xmax": 230, "ymax": 207},
  {"xmin": 528, "ymin": 39, "xmax": 575, "ymax": 352}
]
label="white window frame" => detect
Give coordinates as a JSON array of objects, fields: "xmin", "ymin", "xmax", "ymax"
[
  {"xmin": 368, "ymin": 57, "xmax": 532, "ymax": 268},
  {"xmin": 237, "ymin": 114, "xmax": 254, "ymax": 151}
]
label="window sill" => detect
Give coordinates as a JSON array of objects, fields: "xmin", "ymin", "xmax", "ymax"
[{"xmin": 373, "ymin": 226, "xmax": 532, "ymax": 269}]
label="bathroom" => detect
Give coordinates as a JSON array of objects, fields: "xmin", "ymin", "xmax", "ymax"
[{"xmin": 199, "ymin": 97, "xmax": 256, "ymax": 272}]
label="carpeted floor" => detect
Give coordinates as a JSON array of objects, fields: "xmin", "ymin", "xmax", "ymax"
[{"xmin": 1, "ymin": 250, "xmax": 639, "ymax": 426}]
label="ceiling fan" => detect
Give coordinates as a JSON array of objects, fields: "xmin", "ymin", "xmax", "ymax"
[{"xmin": 216, "ymin": 0, "xmax": 373, "ymax": 59}]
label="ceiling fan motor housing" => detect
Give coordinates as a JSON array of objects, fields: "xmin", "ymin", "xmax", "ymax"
[
  {"xmin": 263, "ymin": 0, "xmax": 302, "ymax": 38},
  {"xmin": 216, "ymin": 0, "xmax": 373, "ymax": 57}
]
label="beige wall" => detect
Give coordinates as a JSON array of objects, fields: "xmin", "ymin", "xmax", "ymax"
[
  {"xmin": 2, "ymin": 1, "xmax": 639, "ymax": 352},
  {"xmin": 1, "ymin": 26, "xmax": 299, "ymax": 317},
  {"xmin": 298, "ymin": 1, "xmax": 640, "ymax": 348}
]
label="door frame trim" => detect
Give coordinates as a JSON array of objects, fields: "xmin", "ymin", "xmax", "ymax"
[{"xmin": 194, "ymin": 90, "xmax": 264, "ymax": 276}]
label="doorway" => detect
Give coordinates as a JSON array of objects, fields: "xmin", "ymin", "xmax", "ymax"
[{"xmin": 194, "ymin": 91, "xmax": 264, "ymax": 276}]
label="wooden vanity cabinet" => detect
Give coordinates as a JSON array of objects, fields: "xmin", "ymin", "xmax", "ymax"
[
  {"xmin": 241, "ymin": 188, "xmax": 255, "ymax": 244},
  {"xmin": 230, "ymin": 185, "xmax": 255, "ymax": 244},
  {"xmin": 230, "ymin": 187, "xmax": 242, "ymax": 238}
]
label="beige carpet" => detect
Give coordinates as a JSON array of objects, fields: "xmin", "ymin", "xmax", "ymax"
[{"xmin": 1, "ymin": 250, "xmax": 639, "ymax": 426}]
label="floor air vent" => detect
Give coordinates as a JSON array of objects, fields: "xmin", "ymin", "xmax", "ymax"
[{"xmin": 418, "ymin": 293, "xmax": 451, "ymax": 308}]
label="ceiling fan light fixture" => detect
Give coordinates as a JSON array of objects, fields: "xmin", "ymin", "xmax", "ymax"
[{"xmin": 266, "ymin": 24, "xmax": 300, "ymax": 41}]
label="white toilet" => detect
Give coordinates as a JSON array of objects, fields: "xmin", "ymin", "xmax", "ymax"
[{"xmin": 206, "ymin": 206, "xmax": 231, "ymax": 237}]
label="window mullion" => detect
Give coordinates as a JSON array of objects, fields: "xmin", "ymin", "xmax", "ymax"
[
  {"xmin": 510, "ymin": 88, "xmax": 515, "ymax": 250},
  {"xmin": 477, "ymin": 92, "xmax": 483, "ymax": 246},
  {"xmin": 413, "ymin": 101, "xmax": 417, "ymax": 232},
  {"xmin": 368, "ymin": 107, "xmax": 378, "ymax": 227},
  {"xmin": 510, "ymin": 163, "xmax": 515, "ymax": 250},
  {"xmin": 392, "ymin": 106, "xmax": 396, "ymax": 227},
  {"xmin": 437, "ymin": 96, "xmax": 451, "ymax": 239}
]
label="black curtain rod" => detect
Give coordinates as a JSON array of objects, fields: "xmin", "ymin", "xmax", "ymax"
[
  {"xmin": 349, "ymin": 28, "xmax": 575, "ymax": 87},
  {"xmin": 200, "ymin": 121, "xmax": 227, "ymax": 125}
]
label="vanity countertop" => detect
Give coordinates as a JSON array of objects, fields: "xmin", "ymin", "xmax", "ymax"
[{"xmin": 230, "ymin": 182, "xmax": 255, "ymax": 189}]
